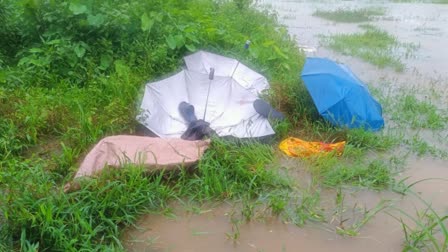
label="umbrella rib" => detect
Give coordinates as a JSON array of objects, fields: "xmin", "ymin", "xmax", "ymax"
[{"xmin": 230, "ymin": 61, "xmax": 240, "ymax": 78}]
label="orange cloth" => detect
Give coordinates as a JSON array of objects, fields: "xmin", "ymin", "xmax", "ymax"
[{"xmin": 279, "ymin": 137, "xmax": 345, "ymax": 158}]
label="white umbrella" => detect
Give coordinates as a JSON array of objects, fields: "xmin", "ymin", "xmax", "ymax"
[{"xmin": 137, "ymin": 51, "xmax": 275, "ymax": 139}]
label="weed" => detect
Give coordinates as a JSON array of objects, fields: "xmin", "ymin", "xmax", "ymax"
[
  {"xmin": 287, "ymin": 188, "xmax": 325, "ymax": 226},
  {"xmin": 336, "ymin": 199, "xmax": 390, "ymax": 236},
  {"xmin": 405, "ymin": 135, "xmax": 442, "ymax": 157},
  {"xmin": 323, "ymin": 160, "xmax": 393, "ymax": 189},
  {"xmin": 389, "ymin": 189, "xmax": 448, "ymax": 251},
  {"xmin": 320, "ymin": 25, "xmax": 418, "ymax": 71},
  {"xmin": 226, "ymin": 208, "xmax": 242, "ymax": 243},
  {"xmin": 176, "ymin": 139, "xmax": 291, "ymax": 201},
  {"xmin": 391, "ymin": 94, "xmax": 446, "ymax": 130},
  {"xmin": 346, "ymin": 128, "xmax": 399, "ymax": 151},
  {"xmin": 313, "ymin": 7, "xmax": 385, "ymax": 23},
  {"xmin": 0, "ymin": 160, "xmax": 175, "ymax": 251}
]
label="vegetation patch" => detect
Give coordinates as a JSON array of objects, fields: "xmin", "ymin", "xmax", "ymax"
[
  {"xmin": 392, "ymin": 94, "xmax": 447, "ymax": 130},
  {"xmin": 320, "ymin": 25, "xmax": 418, "ymax": 71},
  {"xmin": 313, "ymin": 7, "xmax": 385, "ymax": 23}
]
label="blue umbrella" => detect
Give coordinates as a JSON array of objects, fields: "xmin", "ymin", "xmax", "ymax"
[{"xmin": 301, "ymin": 57, "xmax": 384, "ymax": 131}]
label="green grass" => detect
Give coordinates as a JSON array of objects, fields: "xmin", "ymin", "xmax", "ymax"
[
  {"xmin": 389, "ymin": 181, "xmax": 448, "ymax": 252},
  {"xmin": 176, "ymin": 140, "xmax": 291, "ymax": 201},
  {"xmin": 392, "ymin": 94, "xmax": 447, "ymax": 130},
  {"xmin": 320, "ymin": 25, "xmax": 418, "ymax": 71},
  {"xmin": 0, "ymin": 140, "xmax": 295, "ymax": 251},
  {"xmin": 313, "ymin": 7, "xmax": 385, "ymax": 23},
  {"xmin": 323, "ymin": 160, "xmax": 393, "ymax": 189},
  {"xmin": 371, "ymin": 84, "xmax": 448, "ymax": 158},
  {"xmin": 401, "ymin": 210, "xmax": 448, "ymax": 252},
  {"xmin": 1, "ymin": 161, "xmax": 175, "ymax": 250}
]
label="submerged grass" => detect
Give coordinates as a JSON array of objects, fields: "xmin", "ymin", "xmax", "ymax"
[
  {"xmin": 320, "ymin": 25, "xmax": 418, "ymax": 71},
  {"xmin": 389, "ymin": 180, "xmax": 448, "ymax": 252},
  {"xmin": 313, "ymin": 7, "xmax": 385, "ymax": 23},
  {"xmin": 372, "ymin": 83, "xmax": 448, "ymax": 158},
  {"xmin": 392, "ymin": 94, "xmax": 447, "ymax": 130}
]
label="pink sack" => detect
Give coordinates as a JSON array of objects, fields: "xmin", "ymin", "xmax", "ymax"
[{"xmin": 73, "ymin": 135, "xmax": 210, "ymax": 179}]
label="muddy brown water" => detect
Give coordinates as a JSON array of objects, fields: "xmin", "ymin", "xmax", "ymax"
[
  {"xmin": 123, "ymin": 1, "xmax": 448, "ymax": 251},
  {"xmin": 123, "ymin": 159, "xmax": 447, "ymax": 252}
]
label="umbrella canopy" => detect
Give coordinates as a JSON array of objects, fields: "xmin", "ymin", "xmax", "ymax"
[
  {"xmin": 137, "ymin": 51, "xmax": 275, "ymax": 138},
  {"xmin": 301, "ymin": 57, "xmax": 384, "ymax": 131}
]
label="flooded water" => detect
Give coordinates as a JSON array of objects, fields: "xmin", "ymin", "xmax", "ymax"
[
  {"xmin": 124, "ymin": 158, "xmax": 448, "ymax": 252},
  {"xmin": 123, "ymin": 202, "xmax": 403, "ymax": 252},
  {"xmin": 264, "ymin": 0, "xmax": 448, "ymax": 100},
  {"xmin": 123, "ymin": 1, "xmax": 448, "ymax": 251}
]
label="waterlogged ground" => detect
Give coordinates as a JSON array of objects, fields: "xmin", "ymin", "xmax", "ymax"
[{"xmin": 123, "ymin": 1, "xmax": 448, "ymax": 251}]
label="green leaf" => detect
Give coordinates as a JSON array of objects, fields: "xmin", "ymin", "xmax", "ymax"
[
  {"xmin": 17, "ymin": 57, "xmax": 30, "ymax": 66},
  {"xmin": 100, "ymin": 54, "xmax": 113, "ymax": 70},
  {"xmin": 0, "ymin": 70, "xmax": 6, "ymax": 84},
  {"xmin": 67, "ymin": 52, "xmax": 78, "ymax": 67},
  {"xmin": 273, "ymin": 45, "xmax": 289, "ymax": 60},
  {"xmin": 151, "ymin": 11, "xmax": 163, "ymax": 22},
  {"xmin": 262, "ymin": 40, "xmax": 275, "ymax": 47},
  {"xmin": 174, "ymin": 35, "xmax": 185, "ymax": 48},
  {"xmin": 186, "ymin": 33, "xmax": 200, "ymax": 44},
  {"xmin": 46, "ymin": 39, "xmax": 61, "ymax": 45},
  {"xmin": 74, "ymin": 44, "xmax": 86, "ymax": 58},
  {"xmin": 69, "ymin": 2, "xmax": 88, "ymax": 15},
  {"xmin": 185, "ymin": 44, "xmax": 196, "ymax": 52},
  {"xmin": 166, "ymin": 35, "xmax": 177, "ymax": 50},
  {"xmin": 87, "ymin": 14, "xmax": 105, "ymax": 27},
  {"xmin": 141, "ymin": 13, "xmax": 154, "ymax": 32},
  {"xmin": 114, "ymin": 60, "xmax": 130, "ymax": 77},
  {"xmin": 29, "ymin": 48, "xmax": 43, "ymax": 53}
]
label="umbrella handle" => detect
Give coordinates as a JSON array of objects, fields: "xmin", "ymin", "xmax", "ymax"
[{"xmin": 203, "ymin": 68, "xmax": 215, "ymax": 120}]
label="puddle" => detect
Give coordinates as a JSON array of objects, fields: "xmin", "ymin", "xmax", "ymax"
[
  {"xmin": 122, "ymin": 201, "xmax": 403, "ymax": 252},
  {"xmin": 123, "ymin": 1, "xmax": 448, "ymax": 251}
]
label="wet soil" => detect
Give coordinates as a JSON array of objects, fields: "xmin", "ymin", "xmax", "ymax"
[{"xmin": 123, "ymin": 1, "xmax": 448, "ymax": 251}]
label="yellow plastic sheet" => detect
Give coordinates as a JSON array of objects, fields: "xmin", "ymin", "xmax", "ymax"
[{"xmin": 279, "ymin": 137, "xmax": 345, "ymax": 158}]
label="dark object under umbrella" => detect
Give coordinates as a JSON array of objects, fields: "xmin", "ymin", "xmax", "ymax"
[
  {"xmin": 253, "ymin": 99, "xmax": 285, "ymax": 121},
  {"xmin": 179, "ymin": 102, "xmax": 215, "ymax": 141}
]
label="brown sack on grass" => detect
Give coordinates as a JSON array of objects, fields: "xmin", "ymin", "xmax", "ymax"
[{"xmin": 64, "ymin": 135, "xmax": 210, "ymax": 192}]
